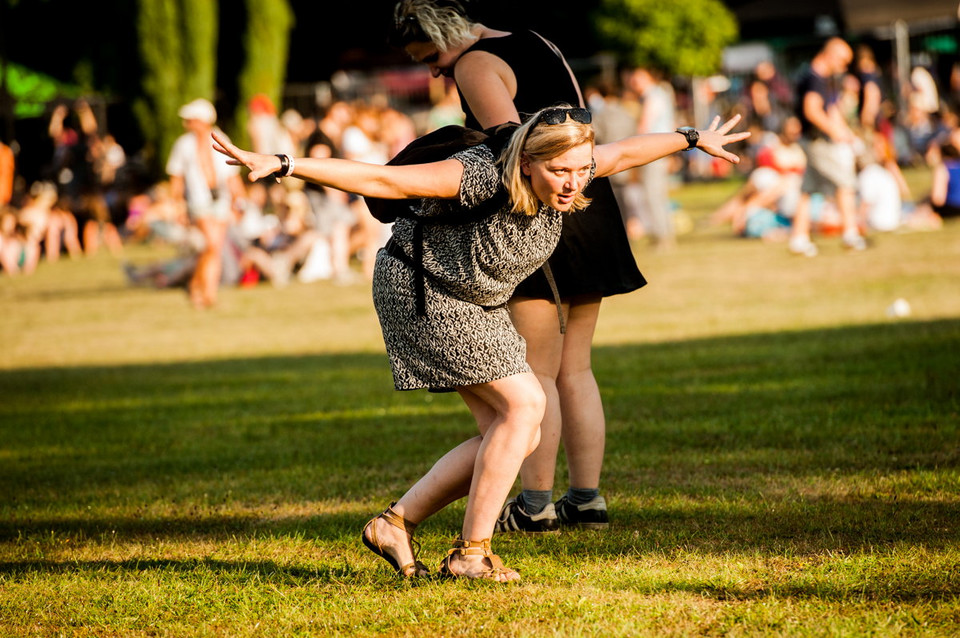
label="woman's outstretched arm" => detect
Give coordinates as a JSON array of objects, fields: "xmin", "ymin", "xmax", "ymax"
[
  {"xmin": 212, "ymin": 130, "xmax": 463, "ymax": 200},
  {"xmin": 594, "ymin": 114, "xmax": 750, "ymax": 178}
]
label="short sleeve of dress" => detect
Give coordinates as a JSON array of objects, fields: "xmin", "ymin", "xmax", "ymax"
[{"xmin": 451, "ymin": 145, "xmax": 501, "ymax": 209}]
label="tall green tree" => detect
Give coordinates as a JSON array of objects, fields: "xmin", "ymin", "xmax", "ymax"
[
  {"xmin": 136, "ymin": 0, "xmax": 218, "ymax": 169},
  {"xmin": 235, "ymin": 0, "xmax": 294, "ymax": 148},
  {"xmin": 0, "ymin": 0, "xmax": 17, "ymax": 144},
  {"xmin": 181, "ymin": 0, "xmax": 219, "ymax": 105},
  {"xmin": 592, "ymin": 0, "xmax": 738, "ymax": 77}
]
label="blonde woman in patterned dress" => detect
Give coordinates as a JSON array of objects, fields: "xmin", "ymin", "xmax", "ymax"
[{"xmin": 213, "ymin": 107, "xmax": 747, "ymax": 582}]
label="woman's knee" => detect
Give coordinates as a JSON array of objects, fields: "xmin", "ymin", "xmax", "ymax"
[
  {"xmin": 557, "ymin": 365, "xmax": 597, "ymax": 395},
  {"xmin": 477, "ymin": 373, "xmax": 546, "ymax": 435},
  {"xmin": 505, "ymin": 398, "xmax": 542, "ymax": 459},
  {"xmin": 508, "ymin": 379, "xmax": 547, "ymax": 431}
]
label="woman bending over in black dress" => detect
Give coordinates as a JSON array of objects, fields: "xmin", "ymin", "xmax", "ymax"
[{"xmin": 214, "ymin": 107, "xmax": 748, "ymax": 582}]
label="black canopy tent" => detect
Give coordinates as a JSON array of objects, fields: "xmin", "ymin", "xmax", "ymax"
[
  {"xmin": 728, "ymin": 0, "xmax": 958, "ymax": 112},
  {"xmin": 839, "ymin": 0, "xmax": 959, "ymax": 111}
]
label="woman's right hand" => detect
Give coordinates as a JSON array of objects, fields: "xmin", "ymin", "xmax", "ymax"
[
  {"xmin": 211, "ymin": 130, "xmax": 282, "ymax": 182},
  {"xmin": 695, "ymin": 114, "xmax": 751, "ymax": 164}
]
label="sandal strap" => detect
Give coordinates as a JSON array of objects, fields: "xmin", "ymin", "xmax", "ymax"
[
  {"xmin": 398, "ymin": 559, "xmax": 431, "ymax": 578},
  {"xmin": 439, "ymin": 537, "xmax": 514, "ymax": 581},
  {"xmin": 444, "ymin": 537, "xmax": 495, "ymax": 559},
  {"xmin": 382, "ymin": 503, "xmax": 423, "ymax": 560},
  {"xmin": 363, "ymin": 502, "xmax": 428, "ymax": 577},
  {"xmin": 450, "ymin": 537, "xmax": 491, "ymax": 551},
  {"xmin": 485, "ymin": 552, "xmax": 507, "ymax": 571},
  {"xmin": 379, "ymin": 502, "xmax": 418, "ymax": 534}
]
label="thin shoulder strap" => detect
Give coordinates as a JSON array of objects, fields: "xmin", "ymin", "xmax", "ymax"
[
  {"xmin": 540, "ymin": 261, "xmax": 566, "ymax": 334},
  {"xmin": 530, "ymin": 31, "xmax": 585, "ymax": 108}
]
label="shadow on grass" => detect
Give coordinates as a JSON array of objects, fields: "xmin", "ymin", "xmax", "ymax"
[
  {"xmin": 0, "ymin": 557, "xmax": 355, "ymax": 582},
  {"xmin": 1, "ymin": 319, "xmax": 958, "ymax": 558},
  {"xmin": 0, "ymin": 513, "xmax": 354, "ymax": 542},
  {"xmin": 642, "ymin": 575, "xmax": 960, "ymax": 603},
  {"xmin": 8, "ymin": 283, "xmax": 140, "ymax": 302},
  {"xmin": 2, "ymin": 557, "xmax": 955, "ymax": 601},
  {"xmin": 2, "ymin": 494, "xmax": 958, "ymax": 550}
]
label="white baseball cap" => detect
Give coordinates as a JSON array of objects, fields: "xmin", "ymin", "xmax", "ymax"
[{"xmin": 178, "ymin": 98, "xmax": 217, "ymax": 124}]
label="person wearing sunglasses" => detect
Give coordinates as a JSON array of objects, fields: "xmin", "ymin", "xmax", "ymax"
[
  {"xmin": 389, "ymin": 0, "xmax": 649, "ymax": 534},
  {"xmin": 213, "ymin": 106, "xmax": 748, "ymax": 582}
]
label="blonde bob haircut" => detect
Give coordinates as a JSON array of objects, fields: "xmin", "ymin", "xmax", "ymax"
[
  {"xmin": 499, "ymin": 105, "xmax": 595, "ymax": 216},
  {"xmin": 391, "ymin": 0, "xmax": 477, "ymax": 52}
]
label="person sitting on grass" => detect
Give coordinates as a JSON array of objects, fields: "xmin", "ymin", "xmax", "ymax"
[
  {"xmin": 213, "ymin": 106, "xmax": 748, "ymax": 582},
  {"xmin": 238, "ymin": 189, "xmax": 325, "ymax": 287},
  {"xmin": 0, "ymin": 207, "xmax": 39, "ymax": 276}
]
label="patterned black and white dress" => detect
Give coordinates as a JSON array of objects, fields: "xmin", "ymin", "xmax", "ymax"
[{"xmin": 372, "ymin": 144, "xmax": 571, "ymax": 391}]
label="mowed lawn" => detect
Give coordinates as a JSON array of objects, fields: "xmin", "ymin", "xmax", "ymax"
[{"xmin": 1, "ymin": 174, "xmax": 959, "ymax": 636}]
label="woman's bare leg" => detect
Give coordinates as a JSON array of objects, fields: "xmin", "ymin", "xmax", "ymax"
[
  {"xmin": 508, "ymin": 297, "xmax": 566, "ymax": 493},
  {"xmin": 556, "ymin": 297, "xmax": 605, "ymax": 490},
  {"xmin": 58, "ymin": 211, "xmax": 82, "ymax": 258},
  {"xmin": 367, "ymin": 372, "xmax": 544, "ymax": 581},
  {"xmin": 505, "ymin": 295, "xmax": 605, "ymax": 520},
  {"xmin": 190, "ymin": 217, "xmax": 227, "ymax": 308},
  {"xmin": 458, "ymin": 374, "xmax": 544, "ymax": 540},
  {"xmin": 44, "ymin": 217, "xmax": 63, "ymax": 262}
]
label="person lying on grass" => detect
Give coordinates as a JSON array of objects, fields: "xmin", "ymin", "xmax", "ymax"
[{"xmin": 213, "ymin": 106, "xmax": 748, "ymax": 582}]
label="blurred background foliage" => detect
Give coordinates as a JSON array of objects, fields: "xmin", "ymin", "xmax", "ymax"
[
  {"xmin": 593, "ymin": 0, "xmax": 738, "ymax": 76},
  {"xmin": 0, "ymin": 0, "xmax": 735, "ymax": 178}
]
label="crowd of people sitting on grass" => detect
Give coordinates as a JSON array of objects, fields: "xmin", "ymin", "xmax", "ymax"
[
  {"xmin": 705, "ymin": 46, "xmax": 953, "ymax": 246},
  {"xmin": 0, "ymin": 96, "xmax": 410, "ymax": 293},
  {"xmin": 2, "ymin": 49, "xmax": 957, "ymax": 286}
]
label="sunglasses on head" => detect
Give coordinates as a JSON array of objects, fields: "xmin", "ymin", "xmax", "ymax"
[
  {"xmin": 534, "ymin": 107, "xmax": 592, "ymax": 126},
  {"xmin": 519, "ymin": 107, "xmax": 593, "ymax": 153}
]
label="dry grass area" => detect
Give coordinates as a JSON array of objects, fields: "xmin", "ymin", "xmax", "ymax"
[{"xmin": 2, "ymin": 167, "xmax": 956, "ymax": 369}]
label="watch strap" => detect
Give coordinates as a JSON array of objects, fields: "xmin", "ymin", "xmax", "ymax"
[{"xmin": 677, "ymin": 127, "xmax": 698, "ymax": 150}]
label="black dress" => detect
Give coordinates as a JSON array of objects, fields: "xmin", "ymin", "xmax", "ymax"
[{"xmin": 456, "ymin": 30, "xmax": 647, "ymax": 300}]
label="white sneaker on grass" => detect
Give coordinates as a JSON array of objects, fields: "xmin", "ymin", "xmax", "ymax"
[
  {"xmin": 842, "ymin": 232, "xmax": 867, "ymax": 251},
  {"xmin": 788, "ymin": 235, "xmax": 818, "ymax": 257}
]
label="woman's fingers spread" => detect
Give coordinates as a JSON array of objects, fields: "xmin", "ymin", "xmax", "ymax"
[{"xmin": 718, "ymin": 114, "xmax": 742, "ymax": 135}]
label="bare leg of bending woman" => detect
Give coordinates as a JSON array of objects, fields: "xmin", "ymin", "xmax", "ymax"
[
  {"xmin": 362, "ymin": 371, "xmax": 545, "ymax": 581},
  {"xmin": 556, "ymin": 299, "xmax": 606, "ymax": 492},
  {"xmin": 505, "ymin": 295, "xmax": 607, "ymax": 527}
]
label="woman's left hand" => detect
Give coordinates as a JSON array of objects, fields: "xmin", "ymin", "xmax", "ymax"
[
  {"xmin": 696, "ymin": 114, "xmax": 751, "ymax": 164},
  {"xmin": 211, "ymin": 130, "xmax": 283, "ymax": 182}
]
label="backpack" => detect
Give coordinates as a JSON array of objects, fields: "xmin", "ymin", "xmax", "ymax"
[{"xmin": 364, "ymin": 123, "xmax": 516, "ymax": 224}]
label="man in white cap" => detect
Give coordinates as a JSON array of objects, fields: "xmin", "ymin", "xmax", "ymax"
[{"xmin": 167, "ymin": 98, "xmax": 245, "ymax": 308}]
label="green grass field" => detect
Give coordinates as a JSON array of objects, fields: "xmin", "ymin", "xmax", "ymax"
[{"xmin": 1, "ymin": 173, "xmax": 959, "ymax": 636}]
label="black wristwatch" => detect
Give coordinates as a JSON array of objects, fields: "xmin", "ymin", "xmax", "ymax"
[{"xmin": 676, "ymin": 126, "xmax": 699, "ymax": 151}]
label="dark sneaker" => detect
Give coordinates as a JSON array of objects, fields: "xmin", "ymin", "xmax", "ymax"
[
  {"xmin": 555, "ymin": 495, "xmax": 609, "ymax": 530},
  {"xmin": 494, "ymin": 498, "xmax": 560, "ymax": 533}
]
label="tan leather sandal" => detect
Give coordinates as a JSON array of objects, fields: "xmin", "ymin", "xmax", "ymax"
[
  {"xmin": 438, "ymin": 537, "xmax": 519, "ymax": 582},
  {"xmin": 361, "ymin": 502, "xmax": 430, "ymax": 578}
]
